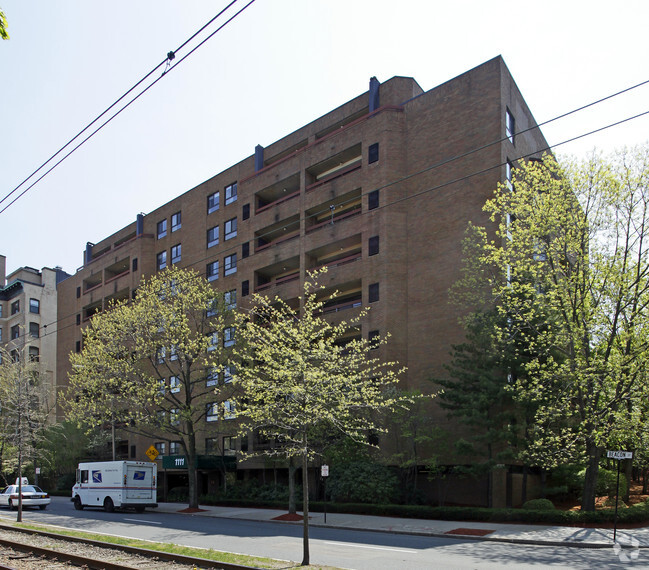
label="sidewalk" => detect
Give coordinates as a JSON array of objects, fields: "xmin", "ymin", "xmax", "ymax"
[{"xmin": 154, "ymin": 502, "xmax": 649, "ymax": 548}]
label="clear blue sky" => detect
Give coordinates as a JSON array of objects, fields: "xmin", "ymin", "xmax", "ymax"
[{"xmin": 1, "ymin": 0, "xmax": 648, "ymax": 276}]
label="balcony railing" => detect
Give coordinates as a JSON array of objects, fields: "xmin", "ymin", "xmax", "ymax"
[
  {"xmin": 256, "ymin": 190, "xmax": 300, "ymax": 214},
  {"xmin": 255, "ymin": 271, "xmax": 300, "ymax": 293}
]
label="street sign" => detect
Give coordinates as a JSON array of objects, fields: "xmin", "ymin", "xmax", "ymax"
[
  {"xmin": 145, "ymin": 445, "xmax": 159, "ymax": 462},
  {"xmin": 607, "ymin": 450, "xmax": 633, "ymax": 460},
  {"xmin": 321, "ymin": 465, "xmax": 329, "ymax": 477}
]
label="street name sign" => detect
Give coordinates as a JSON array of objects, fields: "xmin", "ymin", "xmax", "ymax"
[{"xmin": 607, "ymin": 450, "xmax": 633, "ymax": 460}]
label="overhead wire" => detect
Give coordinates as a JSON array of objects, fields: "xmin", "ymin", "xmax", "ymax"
[
  {"xmin": 0, "ymin": 0, "xmax": 256, "ymax": 215},
  {"xmin": 31, "ymin": 102, "xmax": 649, "ymax": 344}
]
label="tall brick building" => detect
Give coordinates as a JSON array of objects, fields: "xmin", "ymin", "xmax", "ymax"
[{"xmin": 56, "ymin": 56, "xmax": 549, "ymax": 506}]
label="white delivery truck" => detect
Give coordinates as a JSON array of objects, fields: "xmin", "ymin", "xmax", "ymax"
[{"xmin": 72, "ymin": 461, "xmax": 158, "ymax": 513}]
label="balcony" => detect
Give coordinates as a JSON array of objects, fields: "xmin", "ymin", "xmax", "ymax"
[
  {"xmin": 306, "ymin": 143, "xmax": 362, "ymax": 191},
  {"xmin": 255, "ymin": 256, "xmax": 300, "ymax": 294},
  {"xmin": 105, "ymin": 257, "xmax": 130, "ymax": 284},
  {"xmin": 255, "ymin": 173, "xmax": 300, "ymax": 214},
  {"xmin": 83, "ymin": 272, "xmax": 102, "ymax": 294},
  {"xmin": 307, "ymin": 235, "xmax": 362, "ymax": 271},
  {"xmin": 305, "ymin": 188, "xmax": 362, "ymax": 235},
  {"xmin": 318, "ymin": 280, "xmax": 362, "ymax": 316},
  {"xmin": 255, "ymin": 215, "xmax": 300, "ymax": 253}
]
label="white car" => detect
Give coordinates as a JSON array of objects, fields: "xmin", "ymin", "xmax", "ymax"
[{"xmin": 0, "ymin": 484, "xmax": 50, "ymax": 510}]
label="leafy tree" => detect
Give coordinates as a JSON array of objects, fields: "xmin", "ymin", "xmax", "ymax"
[
  {"xmin": 63, "ymin": 266, "xmax": 236, "ymax": 509},
  {"xmin": 0, "ymin": 8, "xmax": 9, "ymax": 40},
  {"xmin": 455, "ymin": 148, "xmax": 649, "ymax": 510},
  {"xmin": 232, "ymin": 269, "xmax": 409, "ymax": 565},
  {"xmin": 0, "ymin": 342, "xmax": 51, "ymax": 521}
]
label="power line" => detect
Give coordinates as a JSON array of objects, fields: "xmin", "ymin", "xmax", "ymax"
[
  {"xmin": 32, "ymin": 104, "xmax": 649, "ymax": 344},
  {"xmin": 0, "ymin": 0, "xmax": 256, "ymax": 215}
]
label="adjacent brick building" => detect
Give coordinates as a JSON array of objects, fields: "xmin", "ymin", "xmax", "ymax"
[{"xmin": 56, "ymin": 56, "xmax": 549, "ymax": 506}]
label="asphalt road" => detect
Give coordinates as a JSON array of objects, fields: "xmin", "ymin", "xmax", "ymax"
[{"xmin": 0, "ymin": 497, "xmax": 642, "ymax": 569}]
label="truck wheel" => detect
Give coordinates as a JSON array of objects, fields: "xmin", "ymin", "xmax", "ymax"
[
  {"xmin": 135, "ymin": 506, "xmax": 145, "ymax": 513},
  {"xmin": 39, "ymin": 505, "xmax": 47, "ymax": 510},
  {"xmin": 103, "ymin": 497, "xmax": 115, "ymax": 513},
  {"xmin": 73, "ymin": 497, "xmax": 84, "ymax": 510}
]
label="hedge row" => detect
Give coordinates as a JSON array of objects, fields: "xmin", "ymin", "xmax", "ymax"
[{"xmin": 199, "ymin": 496, "xmax": 649, "ymax": 525}]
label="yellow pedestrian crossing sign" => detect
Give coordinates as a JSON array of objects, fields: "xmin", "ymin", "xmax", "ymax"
[{"xmin": 146, "ymin": 445, "xmax": 159, "ymax": 461}]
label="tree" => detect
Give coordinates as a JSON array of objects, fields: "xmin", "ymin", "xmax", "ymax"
[
  {"xmin": 232, "ymin": 269, "xmax": 409, "ymax": 566},
  {"xmin": 455, "ymin": 147, "xmax": 649, "ymax": 510},
  {"xmin": 0, "ymin": 8, "xmax": 9, "ymax": 40},
  {"xmin": 64, "ymin": 266, "xmax": 236, "ymax": 509},
  {"xmin": 0, "ymin": 342, "xmax": 51, "ymax": 521},
  {"xmin": 436, "ymin": 310, "xmax": 526, "ymax": 507}
]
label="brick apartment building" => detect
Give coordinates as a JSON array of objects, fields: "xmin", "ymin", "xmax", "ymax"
[
  {"xmin": 0, "ymin": 255, "xmax": 69, "ymax": 416},
  {"xmin": 56, "ymin": 56, "xmax": 549, "ymax": 506}
]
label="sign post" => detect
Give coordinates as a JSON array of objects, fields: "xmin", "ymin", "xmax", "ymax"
[
  {"xmin": 607, "ymin": 450, "xmax": 633, "ymax": 542},
  {"xmin": 321, "ymin": 465, "xmax": 329, "ymax": 524}
]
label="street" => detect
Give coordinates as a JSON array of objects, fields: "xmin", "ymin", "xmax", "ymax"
[{"xmin": 0, "ymin": 497, "xmax": 643, "ymax": 569}]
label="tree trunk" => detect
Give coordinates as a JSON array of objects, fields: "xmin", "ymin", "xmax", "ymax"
[
  {"xmin": 581, "ymin": 442, "xmax": 601, "ymax": 511},
  {"xmin": 301, "ymin": 450, "xmax": 310, "ymax": 566},
  {"xmin": 623, "ymin": 458, "xmax": 632, "ymax": 503},
  {"xmin": 288, "ymin": 457, "xmax": 297, "ymax": 514},
  {"xmin": 187, "ymin": 434, "xmax": 199, "ymax": 509}
]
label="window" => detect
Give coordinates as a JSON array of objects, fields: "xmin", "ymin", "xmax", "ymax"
[
  {"xmin": 223, "ymin": 326, "xmax": 235, "ymax": 347},
  {"xmin": 171, "ymin": 211, "xmax": 182, "ymax": 232},
  {"xmin": 11, "ymin": 325, "xmax": 19, "ymax": 340},
  {"xmin": 132, "ymin": 258, "xmax": 138, "ymax": 272},
  {"xmin": 224, "ymin": 289, "xmax": 237, "ymax": 310},
  {"xmin": 29, "ymin": 298, "xmax": 40, "ymax": 314},
  {"xmin": 368, "ymin": 142, "xmax": 379, "ymax": 164},
  {"xmin": 368, "ymin": 282, "xmax": 379, "ymax": 303},
  {"xmin": 76, "ymin": 314, "xmax": 81, "ymax": 325},
  {"xmin": 206, "ymin": 367, "xmax": 219, "ymax": 386},
  {"xmin": 0, "ymin": 328, "xmax": 2, "ymax": 342},
  {"xmin": 157, "ymin": 251, "xmax": 167, "ymax": 270},
  {"xmin": 506, "ymin": 108, "xmax": 515, "ymax": 144},
  {"xmin": 223, "ymin": 400, "xmax": 236, "ymax": 420},
  {"xmin": 205, "ymin": 437, "xmax": 218, "ymax": 453},
  {"xmin": 207, "ymin": 402, "xmax": 219, "ymax": 422},
  {"xmin": 154, "ymin": 442, "xmax": 166, "ymax": 455},
  {"xmin": 207, "ymin": 191, "xmax": 220, "ymax": 214},
  {"xmin": 29, "ymin": 322, "xmax": 39, "ymax": 338},
  {"xmin": 170, "ymin": 410, "xmax": 180, "ymax": 426},
  {"xmin": 368, "ymin": 235, "xmax": 379, "ymax": 256},
  {"xmin": 225, "ymin": 182, "xmax": 238, "ymax": 205},
  {"xmin": 242, "ymin": 203, "xmax": 250, "ymax": 220},
  {"xmin": 170, "ymin": 345, "xmax": 178, "ymax": 361},
  {"xmin": 75, "ymin": 340, "xmax": 81, "ymax": 353},
  {"xmin": 170, "ymin": 441, "xmax": 181, "ymax": 454},
  {"xmin": 0, "ymin": 304, "xmax": 2, "ymax": 318},
  {"xmin": 171, "ymin": 244, "xmax": 181, "ymax": 264},
  {"xmin": 225, "ymin": 217, "xmax": 237, "ymax": 240},
  {"xmin": 224, "ymin": 254, "xmax": 237, "ymax": 276},
  {"xmin": 29, "ymin": 346, "xmax": 40, "ymax": 362},
  {"xmin": 11, "ymin": 300, "xmax": 19, "ymax": 315},
  {"xmin": 157, "ymin": 347, "xmax": 166, "ymax": 363},
  {"xmin": 159, "ymin": 378, "xmax": 166, "ymax": 394},
  {"xmin": 170, "ymin": 375, "xmax": 180, "ymax": 393},
  {"xmin": 368, "ymin": 330, "xmax": 380, "ymax": 349},
  {"xmin": 207, "ymin": 226, "xmax": 219, "ymax": 248},
  {"xmin": 223, "ymin": 365, "xmax": 234, "ymax": 383},
  {"xmin": 506, "ymin": 160, "xmax": 514, "ymax": 191},
  {"xmin": 368, "ymin": 189, "xmax": 379, "ymax": 210},
  {"xmin": 242, "ymin": 242, "xmax": 250, "ymax": 259},
  {"xmin": 76, "ymin": 286, "xmax": 81, "ymax": 299},
  {"xmin": 242, "ymin": 280, "xmax": 249, "ymax": 297},
  {"xmin": 223, "ymin": 436, "xmax": 236, "ymax": 453},
  {"xmin": 207, "ymin": 260, "xmax": 219, "ymax": 281},
  {"xmin": 207, "ymin": 331, "xmax": 218, "ymax": 351},
  {"xmin": 157, "ymin": 219, "xmax": 167, "ymax": 239}
]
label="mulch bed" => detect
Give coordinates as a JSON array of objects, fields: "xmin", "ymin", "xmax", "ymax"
[
  {"xmin": 272, "ymin": 513, "xmax": 304, "ymax": 521},
  {"xmin": 177, "ymin": 507, "xmax": 208, "ymax": 513},
  {"xmin": 445, "ymin": 528, "xmax": 494, "ymax": 536}
]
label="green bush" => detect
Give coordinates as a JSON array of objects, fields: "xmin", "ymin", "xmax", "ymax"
[
  {"xmin": 327, "ymin": 462, "xmax": 399, "ymax": 504},
  {"xmin": 522, "ymin": 498, "xmax": 555, "ymax": 510}
]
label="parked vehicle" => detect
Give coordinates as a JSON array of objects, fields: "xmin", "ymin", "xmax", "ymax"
[
  {"xmin": 72, "ymin": 461, "xmax": 157, "ymax": 513},
  {"xmin": 0, "ymin": 480, "xmax": 50, "ymax": 510}
]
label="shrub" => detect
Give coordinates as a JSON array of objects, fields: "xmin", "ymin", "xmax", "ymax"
[
  {"xmin": 522, "ymin": 498, "xmax": 555, "ymax": 510},
  {"xmin": 327, "ymin": 462, "xmax": 399, "ymax": 504}
]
